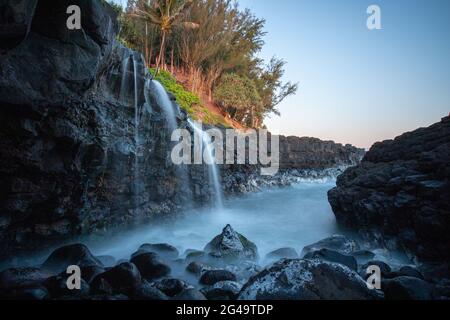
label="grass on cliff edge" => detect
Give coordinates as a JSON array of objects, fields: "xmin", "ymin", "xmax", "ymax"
[{"xmin": 150, "ymin": 68, "xmax": 229, "ymax": 127}]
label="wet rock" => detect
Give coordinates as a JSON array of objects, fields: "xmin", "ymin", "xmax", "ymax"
[
  {"xmin": 41, "ymin": 244, "xmax": 103, "ymax": 274},
  {"xmin": 43, "ymin": 273, "xmax": 90, "ymax": 299},
  {"xmin": 173, "ymin": 288, "xmax": 207, "ymax": 301},
  {"xmin": 328, "ymin": 117, "xmax": 450, "ymax": 262},
  {"xmin": 186, "ymin": 262, "xmax": 212, "ymax": 276},
  {"xmin": 390, "ymin": 266, "xmax": 424, "ymax": 280},
  {"xmin": 360, "ymin": 261, "xmax": 392, "ymax": 280},
  {"xmin": 201, "ymin": 281, "xmax": 242, "ymax": 300},
  {"xmin": 351, "ymin": 250, "xmax": 376, "ymax": 264},
  {"xmin": 0, "ymin": 0, "xmax": 38, "ymax": 52},
  {"xmin": 90, "ymin": 262, "xmax": 141, "ymax": 295},
  {"xmin": 132, "ymin": 281, "xmax": 169, "ymax": 300},
  {"xmin": 238, "ymin": 259, "xmax": 381, "ymax": 300},
  {"xmin": 138, "ymin": 243, "xmax": 179, "ymax": 260},
  {"xmin": 204, "ymin": 225, "xmax": 259, "ymax": 262},
  {"xmin": 6, "ymin": 285, "xmax": 49, "ymax": 300},
  {"xmin": 200, "ymin": 270, "xmax": 237, "ymax": 286},
  {"xmin": 301, "ymin": 235, "xmax": 359, "ymax": 257},
  {"xmin": 382, "ymin": 276, "xmax": 434, "ymax": 300},
  {"xmin": 265, "ymin": 248, "xmax": 298, "ymax": 261},
  {"xmin": 0, "ymin": 267, "xmax": 49, "ymax": 289},
  {"xmin": 304, "ymin": 249, "xmax": 358, "ymax": 271},
  {"xmin": 80, "ymin": 265, "xmax": 105, "ymax": 283},
  {"xmin": 130, "ymin": 252, "xmax": 171, "ymax": 281},
  {"xmin": 151, "ymin": 278, "xmax": 192, "ymax": 297}
]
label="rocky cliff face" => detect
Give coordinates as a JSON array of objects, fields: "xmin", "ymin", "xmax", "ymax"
[
  {"xmin": 0, "ymin": 0, "xmax": 364, "ymax": 260},
  {"xmin": 222, "ymin": 136, "xmax": 364, "ymax": 194},
  {"xmin": 328, "ymin": 117, "xmax": 450, "ymax": 262},
  {"xmin": 0, "ymin": 0, "xmax": 206, "ymax": 259}
]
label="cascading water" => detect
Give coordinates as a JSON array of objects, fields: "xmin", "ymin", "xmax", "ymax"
[
  {"xmin": 152, "ymin": 80, "xmax": 177, "ymax": 131},
  {"xmin": 119, "ymin": 55, "xmax": 130, "ymax": 102},
  {"xmin": 188, "ymin": 119, "xmax": 224, "ymax": 208},
  {"xmin": 132, "ymin": 54, "xmax": 141, "ymax": 207},
  {"xmin": 152, "ymin": 79, "xmax": 193, "ymax": 206}
]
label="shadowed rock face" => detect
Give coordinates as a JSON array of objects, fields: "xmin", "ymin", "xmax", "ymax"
[
  {"xmin": 328, "ymin": 116, "xmax": 450, "ymax": 262},
  {"xmin": 0, "ymin": 0, "xmax": 200, "ymax": 260}
]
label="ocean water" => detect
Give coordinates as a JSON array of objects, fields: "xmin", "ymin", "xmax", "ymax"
[{"xmin": 87, "ymin": 182, "xmax": 339, "ymax": 261}]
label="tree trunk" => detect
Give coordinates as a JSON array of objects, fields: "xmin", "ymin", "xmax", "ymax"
[
  {"xmin": 144, "ymin": 22, "xmax": 148, "ymax": 67},
  {"xmin": 156, "ymin": 30, "xmax": 167, "ymax": 73},
  {"xmin": 171, "ymin": 49, "xmax": 174, "ymax": 74}
]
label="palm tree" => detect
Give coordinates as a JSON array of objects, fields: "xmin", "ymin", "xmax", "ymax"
[{"xmin": 130, "ymin": 0, "xmax": 198, "ymax": 73}]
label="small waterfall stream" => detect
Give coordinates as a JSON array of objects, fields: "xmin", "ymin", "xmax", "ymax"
[
  {"xmin": 132, "ymin": 55, "xmax": 142, "ymax": 207},
  {"xmin": 188, "ymin": 119, "xmax": 224, "ymax": 208}
]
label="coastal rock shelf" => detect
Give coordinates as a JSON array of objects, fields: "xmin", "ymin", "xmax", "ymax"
[
  {"xmin": 1, "ymin": 225, "xmax": 446, "ymax": 300},
  {"xmin": 328, "ymin": 116, "xmax": 450, "ymax": 264}
]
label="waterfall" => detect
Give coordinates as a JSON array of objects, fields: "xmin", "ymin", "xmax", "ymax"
[
  {"xmin": 152, "ymin": 80, "xmax": 177, "ymax": 130},
  {"xmin": 132, "ymin": 55, "xmax": 141, "ymax": 206},
  {"xmin": 152, "ymin": 79, "xmax": 193, "ymax": 206},
  {"xmin": 188, "ymin": 120, "xmax": 224, "ymax": 208},
  {"xmin": 119, "ymin": 55, "xmax": 130, "ymax": 102}
]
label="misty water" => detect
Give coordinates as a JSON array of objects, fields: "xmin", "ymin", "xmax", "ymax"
[{"xmin": 87, "ymin": 182, "xmax": 338, "ymax": 262}]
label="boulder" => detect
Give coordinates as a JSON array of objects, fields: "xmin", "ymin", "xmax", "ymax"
[
  {"xmin": 43, "ymin": 273, "xmax": 90, "ymax": 299},
  {"xmin": 132, "ymin": 281, "xmax": 169, "ymax": 300},
  {"xmin": 304, "ymin": 249, "xmax": 358, "ymax": 271},
  {"xmin": 204, "ymin": 225, "xmax": 258, "ymax": 262},
  {"xmin": 201, "ymin": 281, "xmax": 242, "ymax": 300},
  {"xmin": 41, "ymin": 244, "xmax": 103, "ymax": 274},
  {"xmin": 0, "ymin": 267, "xmax": 49, "ymax": 290},
  {"xmin": 265, "ymin": 248, "xmax": 298, "ymax": 261},
  {"xmin": 200, "ymin": 270, "xmax": 237, "ymax": 286},
  {"xmin": 238, "ymin": 259, "xmax": 381, "ymax": 300},
  {"xmin": 151, "ymin": 278, "xmax": 192, "ymax": 297},
  {"xmin": 5, "ymin": 285, "xmax": 49, "ymax": 300},
  {"xmin": 382, "ymin": 276, "xmax": 434, "ymax": 300},
  {"xmin": 301, "ymin": 235, "xmax": 359, "ymax": 257},
  {"xmin": 80, "ymin": 265, "xmax": 105, "ymax": 283},
  {"xmin": 90, "ymin": 262, "xmax": 141, "ymax": 295},
  {"xmin": 186, "ymin": 262, "xmax": 212, "ymax": 277},
  {"xmin": 173, "ymin": 288, "xmax": 207, "ymax": 301},
  {"xmin": 360, "ymin": 261, "xmax": 392, "ymax": 280},
  {"xmin": 130, "ymin": 253, "xmax": 171, "ymax": 281}
]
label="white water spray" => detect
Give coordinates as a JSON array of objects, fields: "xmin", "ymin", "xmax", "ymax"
[{"xmin": 188, "ymin": 120, "xmax": 223, "ymax": 208}]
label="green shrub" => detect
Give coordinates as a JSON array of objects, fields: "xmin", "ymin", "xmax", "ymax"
[{"xmin": 150, "ymin": 68, "xmax": 200, "ymax": 117}]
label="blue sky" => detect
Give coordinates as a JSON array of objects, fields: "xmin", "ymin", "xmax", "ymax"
[{"xmin": 112, "ymin": 0, "xmax": 450, "ymax": 148}]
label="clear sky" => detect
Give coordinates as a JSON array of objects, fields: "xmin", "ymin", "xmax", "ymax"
[{"xmin": 112, "ymin": 0, "xmax": 450, "ymax": 148}]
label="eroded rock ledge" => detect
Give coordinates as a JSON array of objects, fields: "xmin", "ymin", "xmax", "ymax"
[{"xmin": 328, "ymin": 116, "xmax": 450, "ymax": 262}]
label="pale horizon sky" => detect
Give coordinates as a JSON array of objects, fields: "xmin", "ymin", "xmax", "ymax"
[{"xmin": 112, "ymin": 0, "xmax": 450, "ymax": 149}]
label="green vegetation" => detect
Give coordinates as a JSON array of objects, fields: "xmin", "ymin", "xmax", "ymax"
[
  {"xmin": 151, "ymin": 68, "xmax": 229, "ymax": 127},
  {"xmin": 118, "ymin": 0, "xmax": 298, "ymax": 128}
]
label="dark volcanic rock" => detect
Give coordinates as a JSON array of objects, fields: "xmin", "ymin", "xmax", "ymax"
[
  {"xmin": 0, "ymin": 267, "xmax": 49, "ymax": 290},
  {"xmin": 0, "ymin": 0, "xmax": 194, "ymax": 260},
  {"xmin": 41, "ymin": 244, "xmax": 103, "ymax": 273},
  {"xmin": 238, "ymin": 259, "xmax": 381, "ymax": 300},
  {"xmin": 200, "ymin": 270, "xmax": 237, "ymax": 286},
  {"xmin": 304, "ymin": 249, "xmax": 358, "ymax": 271},
  {"xmin": 328, "ymin": 116, "xmax": 450, "ymax": 262},
  {"xmin": 360, "ymin": 261, "xmax": 392, "ymax": 280},
  {"xmin": 44, "ymin": 273, "xmax": 90, "ymax": 299},
  {"xmin": 132, "ymin": 281, "xmax": 169, "ymax": 300},
  {"xmin": 5, "ymin": 285, "xmax": 49, "ymax": 300},
  {"xmin": 130, "ymin": 253, "xmax": 171, "ymax": 281},
  {"xmin": 90, "ymin": 262, "xmax": 141, "ymax": 295},
  {"xmin": 301, "ymin": 235, "xmax": 359, "ymax": 257},
  {"xmin": 151, "ymin": 278, "xmax": 192, "ymax": 297},
  {"xmin": 382, "ymin": 276, "xmax": 434, "ymax": 300},
  {"xmin": 204, "ymin": 225, "xmax": 258, "ymax": 262},
  {"xmin": 265, "ymin": 248, "xmax": 298, "ymax": 261},
  {"xmin": 173, "ymin": 288, "xmax": 207, "ymax": 301},
  {"xmin": 0, "ymin": 0, "xmax": 38, "ymax": 52}
]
